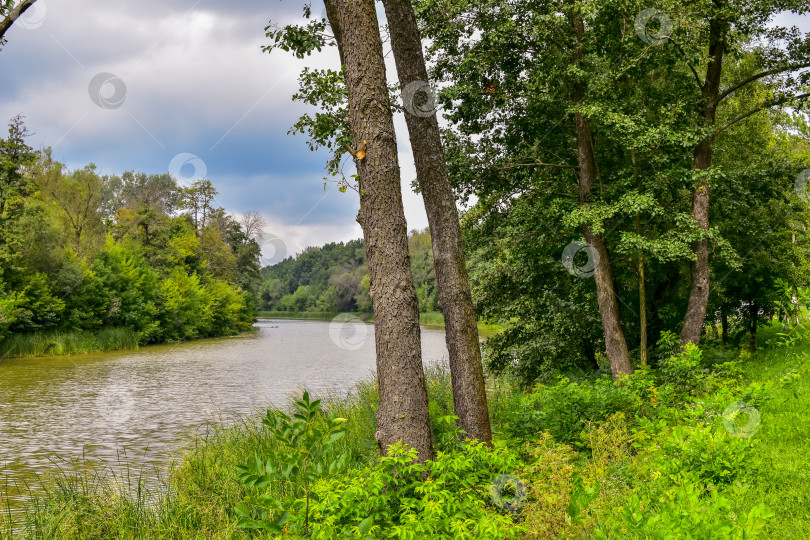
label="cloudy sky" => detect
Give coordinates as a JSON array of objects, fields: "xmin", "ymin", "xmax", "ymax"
[{"xmin": 1, "ymin": 2, "xmax": 808, "ymax": 260}]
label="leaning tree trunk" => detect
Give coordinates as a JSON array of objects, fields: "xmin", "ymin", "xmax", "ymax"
[
  {"xmin": 325, "ymin": 0, "xmax": 433, "ymax": 461},
  {"xmin": 380, "ymin": 0, "xmax": 492, "ymax": 445},
  {"xmin": 681, "ymin": 19, "xmax": 727, "ymax": 346},
  {"xmin": 571, "ymin": 9, "xmax": 632, "ymax": 379}
]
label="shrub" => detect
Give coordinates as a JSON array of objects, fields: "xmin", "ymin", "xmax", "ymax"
[
  {"xmin": 632, "ymin": 419, "xmax": 760, "ymax": 486},
  {"xmin": 595, "ymin": 476, "xmax": 773, "ymax": 539}
]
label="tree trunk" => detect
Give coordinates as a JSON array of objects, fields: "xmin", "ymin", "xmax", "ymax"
[
  {"xmin": 570, "ymin": 8, "xmax": 632, "ymax": 379},
  {"xmin": 681, "ymin": 19, "xmax": 727, "ymax": 346},
  {"xmin": 721, "ymin": 307, "xmax": 728, "ymax": 345},
  {"xmin": 325, "ymin": 0, "xmax": 433, "ymax": 461},
  {"xmin": 380, "ymin": 0, "xmax": 492, "ymax": 445},
  {"xmin": 639, "ymin": 254, "xmax": 647, "ymax": 367}
]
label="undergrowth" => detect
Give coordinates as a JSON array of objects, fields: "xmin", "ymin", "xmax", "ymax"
[{"xmin": 1, "ymin": 326, "xmax": 808, "ymax": 538}]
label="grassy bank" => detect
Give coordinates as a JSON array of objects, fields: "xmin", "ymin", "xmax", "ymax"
[
  {"xmin": 2, "ymin": 324, "xmax": 808, "ymax": 538},
  {"xmin": 257, "ymin": 310, "xmax": 504, "ymax": 335},
  {"xmin": 256, "ymin": 311, "xmax": 374, "ymax": 323},
  {"xmin": 0, "ymin": 328, "xmax": 140, "ymax": 359}
]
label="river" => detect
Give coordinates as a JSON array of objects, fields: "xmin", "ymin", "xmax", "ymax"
[{"xmin": 0, "ymin": 318, "xmax": 449, "ymax": 509}]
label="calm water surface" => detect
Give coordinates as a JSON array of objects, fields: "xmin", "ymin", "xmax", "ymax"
[{"xmin": 0, "ymin": 319, "xmax": 448, "ymax": 506}]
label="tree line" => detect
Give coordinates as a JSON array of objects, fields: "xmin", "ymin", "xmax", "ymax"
[
  {"xmin": 0, "ymin": 116, "xmax": 260, "ymax": 348},
  {"xmin": 259, "ymin": 229, "xmax": 439, "ymax": 314}
]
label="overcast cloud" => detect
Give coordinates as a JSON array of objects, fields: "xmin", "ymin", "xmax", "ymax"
[{"xmin": 1, "ymin": 2, "xmax": 808, "ymax": 258}]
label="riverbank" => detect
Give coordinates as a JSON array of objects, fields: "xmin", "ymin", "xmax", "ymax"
[
  {"xmin": 3, "ymin": 323, "xmax": 807, "ymax": 538},
  {"xmin": 0, "ymin": 328, "xmax": 140, "ymax": 359},
  {"xmin": 258, "ymin": 310, "xmax": 504, "ymax": 335},
  {"xmin": 0, "ymin": 325, "xmax": 263, "ymax": 360}
]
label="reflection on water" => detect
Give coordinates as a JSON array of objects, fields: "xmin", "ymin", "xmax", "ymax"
[{"xmin": 0, "ymin": 319, "xmax": 448, "ymax": 507}]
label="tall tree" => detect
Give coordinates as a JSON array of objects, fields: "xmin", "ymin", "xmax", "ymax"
[
  {"xmin": 240, "ymin": 210, "xmax": 266, "ymax": 242},
  {"xmin": 34, "ymin": 155, "xmax": 105, "ymax": 258},
  {"xmin": 381, "ymin": 0, "xmax": 492, "ymax": 442},
  {"xmin": 178, "ymin": 179, "xmax": 217, "ymax": 234},
  {"xmin": 570, "ymin": 3, "xmax": 633, "ymax": 377},
  {"xmin": 677, "ymin": 0, "xmax": 810, "ymax": 345},
  {"xmin": 324, "ymin": 0, "xmax": 434, "ymax": 460}
]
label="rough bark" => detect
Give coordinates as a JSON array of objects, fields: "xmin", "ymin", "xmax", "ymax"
[
  {"xmin": 571, "ymin": 8, "xmax": 633, "ymax": 379},
  {"xmin": 325, "ymin": 0, "xmax": 433, "ymax": 461},
  {"xmin": 681, "ymin": 18, "xmax": 727, "ymax": 346},
  {"xmin": 0, "ymin": 0, "xmax": 38, "ymax": 42},
  {"xmin": 380, "ymin": 0, "xmax": 492, "ymax": 444}
]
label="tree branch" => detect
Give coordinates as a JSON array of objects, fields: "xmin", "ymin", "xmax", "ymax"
[
  {"xmin": 717, "ymin": 62, "xmax": 810, "ymax": 104},
  {"xmin": 668, "ymin": 38, "xmax": 703, "ymax": 90},
  {"xmin": 0, "ymin": 0, "xmax": 38, "ymax": 42},
  {"xmin": 710, "ymin": 92, "xmax": 810, "ymax": 141}
]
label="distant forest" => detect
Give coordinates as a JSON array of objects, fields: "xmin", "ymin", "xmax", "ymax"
[
  {"xmin": 0, "ymin": 117, "xmax": 259, "ymax": 350},
  {"xmin": 259, "ymin": 229, "xmax": 439, "ymax": 314}
]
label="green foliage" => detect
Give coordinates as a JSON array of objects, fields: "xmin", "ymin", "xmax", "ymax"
[
  {"xmin": 302, "ymin": 440, "xmax": 523, "ymax": 539},
  {"xmin": 773, "ymin": 278, "xmax": 810, "ymax": 347},
  {"xmin": 595, "ymin": 478, "xmax": 773, "ymax": 539},
  {"xmin": 658, "ymin": 343, "xmax": 707, "ymax": 397},
  {"xmin": 633, "ymin": 419, "xmax": 759, "ymax": 486},
  {"xmin": 235, "ymin": 391, "xmax": 349, "ymax": 535},
  {"xmin": 0, "ymin": 120, "xmax": 259, "ymax": 354},
  {"xmin": 261, "ymin": 229, "xmax": 439, "ymax": 316}
]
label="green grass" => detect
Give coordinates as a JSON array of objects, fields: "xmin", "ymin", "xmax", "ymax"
[
  {"xmin": 730, "ymin": 324, "xmax": 810, "ymax": 538},
  {"xmin": 0, "ymin": 328, "xmax": 139, "ymax": 359}
]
